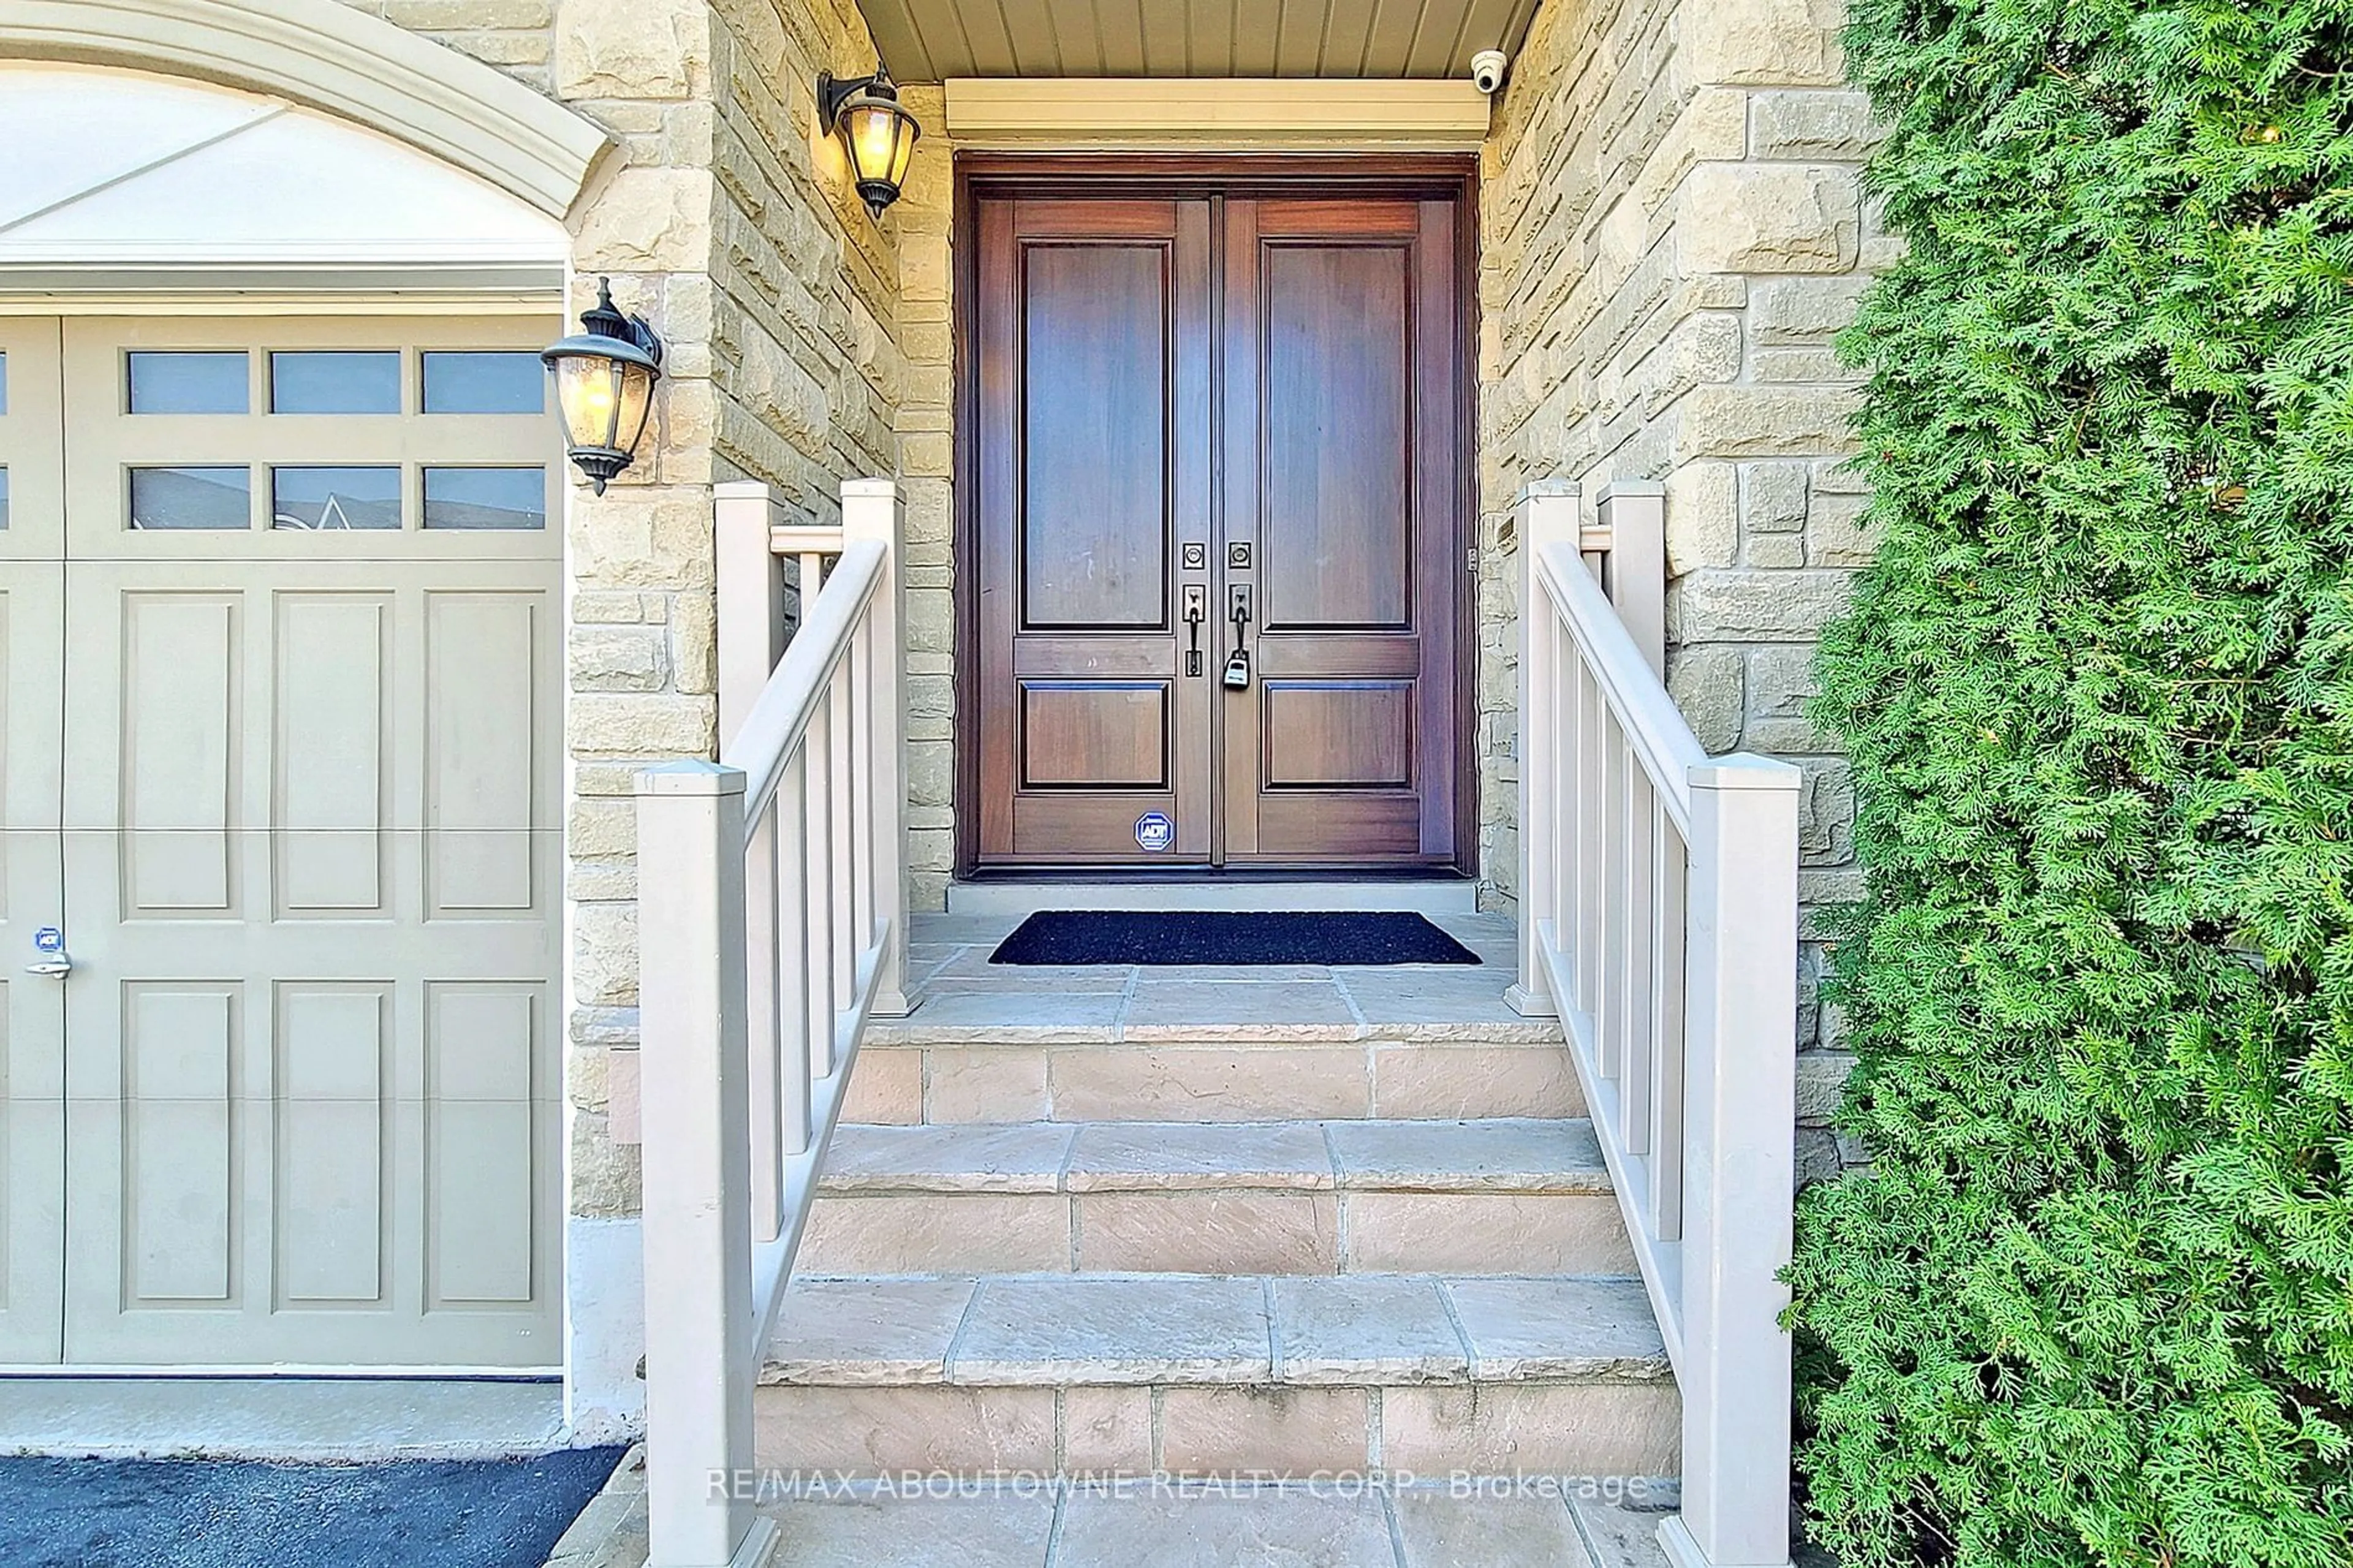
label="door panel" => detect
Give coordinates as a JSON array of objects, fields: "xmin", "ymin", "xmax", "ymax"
[
  {"xmin": 51, "ymin": 316, "xmax": 563, "ymax": 1368},
  {"xmin": 0, "ymin": 318, "xmax": 67, "ymax": 1362},
  {"xmin": 976, "ymin": 198, "xmax": 1213, "ymax": 864},
  {"xmin": 968, "ymin": 184, "xmax": 1467, "ymax": 873},
  {"xmin": 1221, "ymin": 197, "xmax": 1463, "ymax": 865}
]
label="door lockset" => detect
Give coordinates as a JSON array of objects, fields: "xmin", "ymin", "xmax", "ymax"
[
  {"xmin": 26, "ymin": 925, "xmax": 70, "ymax": 980},
  {"xmin": 1222, "ymin": 585, "xmax": 1252, "ymax": 690},
  {"xmin": 1181, "ymin": 585, "xmax": 1207, "ymax": 677}
]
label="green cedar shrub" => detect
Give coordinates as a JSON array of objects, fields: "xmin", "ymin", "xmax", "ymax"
[{"xmin": 1785, "ymin": 0, "xmax": 2353, "ymax": 1563}]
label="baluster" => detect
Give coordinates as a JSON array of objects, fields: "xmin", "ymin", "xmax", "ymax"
[
  {"xmin": 1576, "ymin": 664, "xmax": 1605, "ymax": 1012},
  {"xmin": 1651, "ymin": 812, "xmax": 1687, "ymax": 1242},
  {"xmin": 851, "ymin": 613, "xmax": 877, "ymax": 950},
  {"xmin": 1620, "ymin": 765, "xmax": 1656, "ymax": 1157},
  {"xmin": 776, "ymin": 749, "xmax": 812, "ymax": 1155},
  {"xmin": 804, "ymin": 695, "xmax": 835, "ymax": 1078},
  {"xmin": 744, "ymin": 798, "xmax": 784, "ymax": 1241},
  {"xmin": 1553, "ymin": 628, "xmax": 1580, "ymax": 975},
  {"xmin": 1599, "ymin": 711, "xmax": 1627, "ymax": 1085},
  {"xmin": 828, "ymin": 654, "xmax": 855, "ymax": 1011}
]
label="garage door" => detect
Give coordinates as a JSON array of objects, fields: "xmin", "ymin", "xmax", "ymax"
[{"xmin": 0, "ymin": 314, "xmax": 562, "ymax": 1369}]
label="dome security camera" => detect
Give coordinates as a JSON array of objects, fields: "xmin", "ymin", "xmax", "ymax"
[{"xmin": 1471, "ymin": 49, "xmax": 1509, "ymax": 94}]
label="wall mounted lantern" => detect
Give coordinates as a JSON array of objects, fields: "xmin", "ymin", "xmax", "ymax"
[
  {"xmin": 818, "ymin": 64, "xmax": 922, "ymax": 219},
  {"xmin": 542, "ymin": 276, "xmax": 664, "ymax": 494}
]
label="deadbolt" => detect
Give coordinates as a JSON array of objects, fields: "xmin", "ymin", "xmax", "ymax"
[
  {"xmin": 1227, "ymin": 541, "xmax": 1252, "ymax": 569},
  {"xmin": 1181, "ymin": 542, "xmax": 1208, "ymax": 570}
]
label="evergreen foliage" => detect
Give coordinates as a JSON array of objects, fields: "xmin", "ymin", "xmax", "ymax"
[{"xmin": 1786, "ymin": 0, "xmax": 2353, "ymax": 1562}]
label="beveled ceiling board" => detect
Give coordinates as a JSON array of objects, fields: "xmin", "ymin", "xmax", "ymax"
[{"xmin": 860, "ymin": 0, "xmax": 1545, "ymax": 82}]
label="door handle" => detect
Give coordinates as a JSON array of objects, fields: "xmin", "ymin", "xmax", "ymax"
[
  {"xmin": 25, "ymin": 956, "xmax": 72, "ymax": 979},
  {"xmin": 1222, "ymin": 585, "xmax": 1252, "ymax": 690},
  {"xmin": 1181, "ymin": 585, "xmax": 1207, "ymax": 677}
]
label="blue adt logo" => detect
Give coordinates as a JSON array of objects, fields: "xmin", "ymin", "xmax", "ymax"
[
  {"xmin": 34, "ymin": 927, "xmax": 64, "ymax": 954},
  {"xmin": 1133, "ymin": 812, "xmax": 1174, "ymax": 852}
]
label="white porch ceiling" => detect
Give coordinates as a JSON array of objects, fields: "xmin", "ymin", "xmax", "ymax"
[{"xmin": 861, "ymin": 0, "xmax": 1544, "ymax": 83}]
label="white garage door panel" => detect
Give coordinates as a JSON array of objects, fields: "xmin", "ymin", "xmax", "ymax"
[
  {"xmin": 0, "ymin": 312, "xmax": 564, "ymax": 1371},
  {"xmin": 61, "ymin": 558, "xmax": 560, "ymax": 1366}
]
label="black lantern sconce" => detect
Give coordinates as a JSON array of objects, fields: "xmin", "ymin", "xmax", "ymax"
[
  {"xmin": 542, "ymin": 277, "xmax": 664, "ymax": 494},
  {"xmin": 817, "ymin": 64, "xmax": 922, "ymax": 219}
]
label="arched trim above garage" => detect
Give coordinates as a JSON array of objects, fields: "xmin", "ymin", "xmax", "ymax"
[{"xmin": 0, "ymin": 0, "xmax": 607, "ymax": 221}]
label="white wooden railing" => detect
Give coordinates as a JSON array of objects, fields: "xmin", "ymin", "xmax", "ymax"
[
  {"xmin": 635, "ymin": 479, "xmax": 912, "ymax": 1568},
  {"xmin": 1510, "ymin": 480, "xmax": 1802, "ymax": 1568}
]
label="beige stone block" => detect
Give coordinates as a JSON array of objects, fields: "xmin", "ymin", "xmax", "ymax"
[
  {"xmin": 1752, "ymin": 88, "xmax": 1879, "ymax": 160},
  {"xmin": 1746, "ymin": 532, "xmax": 1806, "ymax": 568},
  {"xmin": 1751, "ymin": 274, "xmax": 1873, "ymax": 346},
  {"xmin": 1807, "ymin": 489, "xmax": 1873, "ymax": 567},
  {"xmin": 796, "ymin": 1192, "xmax": 1070, "ymax": 1273},
  {"xmin": 1680, "ymin": 162, "xmax": 1859, "ymax": 275},
  {"xmin": 1382, "ymin": 1384, "xmax": 1680, "ymax": 1477},
  {"xmin": 1156, "ymin": 1387, "xmax": 1369, "ymax": 1474},
  {"xmin": 1369, "ymin": 1045, "xmax": 1582, "ymax": 1119},
  {"xmin": 569, "ymin": 624, "xmax": 668, "ymax": 692},
  {"xmin": 573, "ymin": 169, "xmax": 714, "ymax": 273},
  {"xmin": 1051, "ymin": 1048, "xmax": 1373, "ymax": 1122},
  {"xmin": 556, "ymin": 0, "xmax": 706, "ymax": 98},
  {"xmin": 1668, "ymin": 643, "xmax": 1745, "ymax": 752},
  {"xmin": 571, "ymin": 488, "xmax": 716, "ymax": 589},
  {"xmin": 928, "ymin": 1046, "xmax": 1050, "ymax": 1121},
  {"xmin": 839, "ymin": 1048, "xmax": 923, "ymax": 1124},
  {"xmin": 753, "ymin": 1386, "xmax": 1057, "ymax": 1474},
  {"xmin": 668, "ymin": 589, "xmax": 716, "ymax": 695},
  {"xmin": 568, "ymin": 1111, "xmax": 642, "ymax": 1217},
  {"xmin": 388, "ymin": 0, "xmax": 548, "ymax": 29},
  {"xmin": 572, "ymin": 900, "xmax": 638, "ymax": 1006},
  {"xmin": 1076, "ymin": 1192, "xmax": 1339, "ymax": 1273},
  {"xmin": 1664, "ymin": 460, "xmax": 1737, "ymax": 575},
  {"xmin": 1741, "ymin": 461, "xmax": 1811, "ymax": 533},
  {"xmin": 1669, "ymin": 567, "xmax": 1851, "ymax": 643},
  {"xmin": 1345, "ymin": 1192, "xmax": 1635, "ymax": 1274},
  {"xmin": 1743, "ymin": 642, "xmax": 1825, "ymax": 752},
  {"xmin": 572, "ymin": 591, "xmax": 653, "ymax": 624},
  {"xmin": 1680, "ymin": 0, "xmax": 1847, "ymax": 86},
  {"xmin": 568, "ymin": 796, "xmax": 636, "ymax": 860},
  {"xmin": 1063, "ymin": 1387, "xmax": 1151, "ymax": 1472},
  {"xmin": 1674, "ymin": 385, "xmax": 1860, "ymax": 461},
  {"xmin": 1795, "ymin": 1049, "xmax": 1858, "ymax": 1125},
  {"xmin": 570, "ymin": 692, "xmax": 714, "ymax": 757}
]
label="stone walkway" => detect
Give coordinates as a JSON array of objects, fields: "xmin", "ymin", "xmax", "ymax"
[{"xmin": 547, "ymin": 1448, "xmax": 1678, "ymax": 1567}]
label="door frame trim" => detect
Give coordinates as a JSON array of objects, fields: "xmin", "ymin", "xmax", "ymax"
[{"xmin": 950, "ymin": 151, "xmax": 1480, "ymax": 881}]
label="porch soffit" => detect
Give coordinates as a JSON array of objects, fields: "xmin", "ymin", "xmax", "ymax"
[{"xmin": 860, "ymin": 0, "xmax": 1544, "ymax": 83}]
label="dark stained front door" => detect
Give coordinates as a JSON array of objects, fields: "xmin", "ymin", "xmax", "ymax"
[{"xmin": 970, "ymin": 183, "xmax": 1468, "ymax": 871}]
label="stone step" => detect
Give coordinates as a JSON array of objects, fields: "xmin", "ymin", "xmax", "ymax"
[
  {"xmin": 798, "ymin": 1119, "xmax": 1635, "ymax": 1276},
  {"xmin": 757, "ymin": 1271, "xmax": 1678, "ymax": 1480},
  {"xmin": 843, "ymin": 1033, "xmax": 1582, "ymax": 1124}
]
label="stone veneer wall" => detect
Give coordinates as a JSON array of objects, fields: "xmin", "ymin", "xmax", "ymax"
[
  {"xmin": 1477, "ymin": 0, "xmax": 1887, "ymax": 1178},
  {"xmin": 336, "ymin": 0, "xmax": 920, "ymax": 1408}
]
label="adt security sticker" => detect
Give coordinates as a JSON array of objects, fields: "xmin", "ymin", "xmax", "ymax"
[
  {"xmin": 1133, "ymin": 812, "xmax": 1175, "ymax": 852},
  {"xmin": 34, "ymin": 927, "xmax": 64, "ymax": 954}
]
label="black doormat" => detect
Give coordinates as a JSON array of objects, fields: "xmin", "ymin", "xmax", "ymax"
[{"xmin": 988, "ymin": 910, "xmax": 1480, "ymax": 967}]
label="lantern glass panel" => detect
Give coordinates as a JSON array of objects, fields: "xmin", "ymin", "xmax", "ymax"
[{"xmin": 553, "ymin": 355, "xmax": 624, "ymax": 451}]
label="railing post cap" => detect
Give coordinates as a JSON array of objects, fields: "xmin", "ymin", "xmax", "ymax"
[
  {"xmin": 840, "ymin": 477, "xmax": 901, "ymax": 501},
  {"xmin": 713, "ymin": 479, "xmax": 777, "ymax": 502},
  {"xmin": 1596, "ymin": 479, "xmax": 1667, "ymax": 502},
  {"xmin": 1514, "ymin": 479, "xmax": 1580, "ymax": 505},
  {"xmin": 1689, "ymin": 752, "xmax": 1803, "ymax": 791},
  {"xmin": 636, "ymin": 759, "xmax": 748, "ymax": 795}
]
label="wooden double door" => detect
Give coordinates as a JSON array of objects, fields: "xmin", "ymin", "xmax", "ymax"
[{"xmin": 970, "ymin": 183, "xmax": 1470, "ymax": 871}]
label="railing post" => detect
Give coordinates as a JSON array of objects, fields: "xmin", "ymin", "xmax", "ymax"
[
  {"xmin": 715, "ymin": 482, "xmax": 787, "ymax": 747},
  {"xmin": 841, "ymin": 477, "xmax": 913, "ymax": 1017},
  {"xmin": 1596, "ymin": 480, "xmax": 1667, "ymax": 682},
  {"xmin": 1508, "ymin": 480, "xmax": 1577, "ymax": 1018},
  {"xmin": 635, "ymin": 760, "xmax": 770, "ymax": 1568},
  {"xmin": 1664, "ymin": 756, "xmax": 1801, "ymax": 1568}
]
